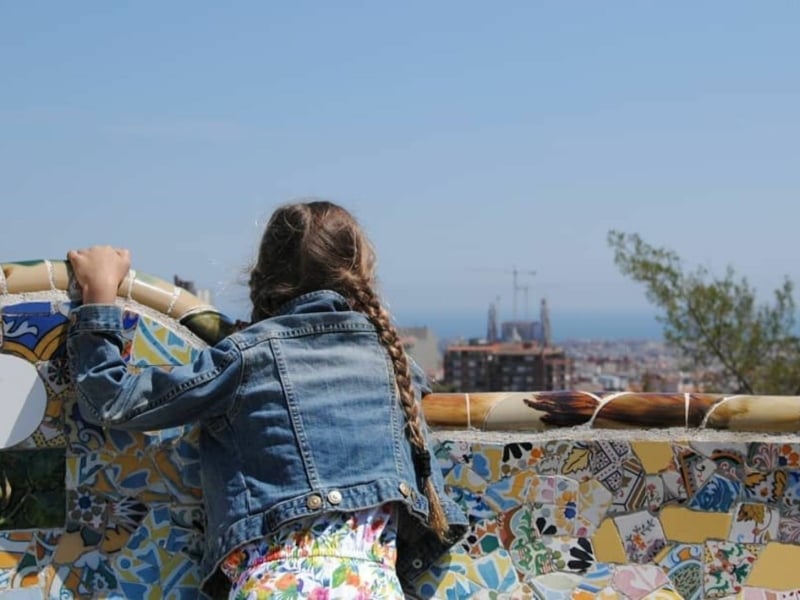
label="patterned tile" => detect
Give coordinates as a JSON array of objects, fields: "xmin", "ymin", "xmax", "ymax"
[
  {"xmin": 614, "ymin": 510, "xmax": 667, "ymax": 563},
  {"xmin": 729, "ymin": 503, "xmax": 780, "ymax": 543},
  {"xmin": 703, "ymin": 541, "xmax": 760, "ymax": 599},
  {"xmin": 657, "ymin": 544, "xmax": 703, "ymax": 600},
  {"xmin": 611, "ymin": 564, "xmax": 671, "ymax": 600},
  {"xmin": 688, "ymin": 474, "xmax": 742, "ymax": 512}
]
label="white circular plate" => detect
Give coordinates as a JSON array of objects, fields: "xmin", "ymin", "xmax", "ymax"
[{"xmin": 0, "ymin": 353, "xmax": 48, "ymax": 448}]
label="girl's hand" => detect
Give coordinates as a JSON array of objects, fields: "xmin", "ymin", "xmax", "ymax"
[{"xmin": 67, "ymin": 246, "xmax": 131, "ymax": 304}]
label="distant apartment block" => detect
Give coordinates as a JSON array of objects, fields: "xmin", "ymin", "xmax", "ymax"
[
  {"xmin": 443, "ymin": 341, "xmax": 572, "ymax": 391},
  {"xmin": 399, "ymin": 326, "xmax": 441, "ymax": 382}
]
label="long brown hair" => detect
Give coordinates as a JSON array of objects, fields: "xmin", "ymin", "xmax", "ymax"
[{"xmin": 249, "ymin": 200, "xmax": 448, "ymax": 538}]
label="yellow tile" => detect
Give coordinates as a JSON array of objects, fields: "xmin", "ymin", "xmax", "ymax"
[
  {"xmin": 660, "ymin": 506, "xmax": 731, "ymax": 543},
  {"xmin": 747, "ymin": 542, "xmax": 800, "ymax": 589},
  {"xmin": 631, "ymin": 441, "xmax": 675, "ymax": 474},
  {"xmin": 592, "ymin": 517, "xmax": 626, "ymax": 563}
]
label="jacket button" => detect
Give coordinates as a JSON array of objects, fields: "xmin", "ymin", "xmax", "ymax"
[
  {"xmin": 399, "ymin": 482, "xmax": 411, "ymax": 497},
  {"xmin": 306, "ymin": 494, "xmax": 322, "ymax": 510},
  {"xmin": 327, "ymin": 490, "xmax": 342, "ymax": 505},
  {"xmin": 412, "ymin": 558, "xmax": 424, "ymax": 569}
]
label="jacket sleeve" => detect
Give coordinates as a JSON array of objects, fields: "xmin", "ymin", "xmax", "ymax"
[{"xmin": 67, "ymin": 304, "xmax": 243, "ymax": 431}]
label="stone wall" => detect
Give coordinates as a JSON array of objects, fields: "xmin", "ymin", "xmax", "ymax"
[{"xmin": 1, "ymin": 260, "xmax": 799, "ymax": 599}]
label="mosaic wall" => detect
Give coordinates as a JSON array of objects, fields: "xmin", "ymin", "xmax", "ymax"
[{"xmin": 1, "ymin": 260, "xmax": 800, "ymax": 599}]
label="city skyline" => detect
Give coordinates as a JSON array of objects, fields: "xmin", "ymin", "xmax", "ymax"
[{"xmin": 3, "ymin": 3, "xmax": 799, "ymax": 324}]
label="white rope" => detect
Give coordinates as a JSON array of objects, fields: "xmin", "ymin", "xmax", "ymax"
[
  {"xmin": 166, "ymin": 287, "xmax": 181, "ymax": 317},
  {"xmin": 44, "ymin": 260, "xmax": 57, "ymax": 291},
  {"xmin": 684, "ymin": 392, "xmax": 691, "ymax": 428},
  {"xmin": 465, "ymin": 393, "xmax": 472, "ymax": 430},
  {"xmin": 125, "ymin": 269, "xmax": 136, "ymax": 301},
  {"xmin": 586, "ymin": 391, "xmax": 622, "ymax": 428},
  {"xmin": 0, "ymin": 263, "xmax": 7, "ymax": 295}
]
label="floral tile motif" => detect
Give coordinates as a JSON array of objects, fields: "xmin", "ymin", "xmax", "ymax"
[
  {"xmin": 609, "ymin": 459, "xmax": 647, "ymax": 514},
  {"xmin": 66, "ymin": 488, "xmax": 107, "ymax": 532},
  {"xmin": 611, "ymin": 564, "xmax": 671, "ymax": 600},
  {"xmin": 460, "ymin": 549, "xmax": 519, "ymax": 593},
  {"xmin": 743, "ymin": 469, "xmax": 788, "ymax": 504},
  {"xmin": 614, "ymin": 510, "xmax": 667, "ymax": 563},
  {"xmin": 559, "ymin": 443, "xmax": 593, "ymax": 482},
  {"xmin": 643, "ymin": 475, "xmax": 666, "ymax": 513},
  {"xmin": 729, "ymin": 503, "xmax": 780, "ymax": 543},
  {"xmin": 779, "ymin": 516, "xmax": 800, "ymax": 543},
  {"xmin": 703, "ymin": 541, "xmax": 760, "ymax": 599},
  {"xmin": 657, "ymin": 544, "xmax": 703, "ymax": 600},
  {"xmin": 688, "ymin": 473, "xmax": 742, "ymax": 512},
  {"xmin": 748, "ymin": 444, "xmax": 782, "ymax": 472}
]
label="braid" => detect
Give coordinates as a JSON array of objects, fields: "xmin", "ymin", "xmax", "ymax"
[{"xmin": 351, "ymin": 283, "xmax": 449, "ymax": 540}]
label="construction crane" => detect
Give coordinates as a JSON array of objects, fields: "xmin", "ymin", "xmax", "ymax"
[{"xmin": 470, "ymin": 266, "xmax": 536, "ymax": 321}]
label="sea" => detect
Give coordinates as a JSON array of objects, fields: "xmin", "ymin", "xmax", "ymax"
[{"xmin": 395, "ymin": 310, "xmax": 664, "ymax": 342}]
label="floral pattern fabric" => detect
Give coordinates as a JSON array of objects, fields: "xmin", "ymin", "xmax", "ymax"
[{"xmin": 222, "ymin": 504, "xmax": 404, "ymax": 599}]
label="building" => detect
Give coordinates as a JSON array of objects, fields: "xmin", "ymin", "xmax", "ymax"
[
  {"xmin": 443, "ymin": 340, "xmax": 572, "ymax": 392},
  {"xmin": 399, "ymin": 326, "xmax": 441, "ymax": 381}
]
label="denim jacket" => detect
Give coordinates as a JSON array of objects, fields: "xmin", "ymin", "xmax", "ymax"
[{"xmin": 67, "ymin": 290, "xmax": 468, "ymax": 598}]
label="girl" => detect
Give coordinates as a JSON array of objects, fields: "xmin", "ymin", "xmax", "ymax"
[{"xmin": 66, "ymin": 201, "xmax": 468, "ymax": 599}]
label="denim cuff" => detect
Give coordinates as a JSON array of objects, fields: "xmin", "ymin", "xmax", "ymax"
[{"xmin": 68, "ymin": 304, "xmax": 124, "ymax": 333}]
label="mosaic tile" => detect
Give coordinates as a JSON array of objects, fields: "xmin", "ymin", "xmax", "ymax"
[
  {"xmin": 729, "ymin": 503, "xmax": 780, "ymax": 543},
  {"xmin": 703, "ymin": 541, "xmax": 760, "ymax": 599},
  {"xmin": 529, "ymin": 572, "xmax": 582, "ymax": 599},
  {"xmin": 445, "ymin": 462, "xmax": 490, "ymax": 494},
  {"xmin": 592, "ymin": 518, "xmax": 626, "ymax": 564},
  {"xmin": 461, "ymin": 518, "xmax": 503, "ymax": 558},
  {"xmin": 748, "ymin": 444, "xmax": 782, "ymax": 472},
  {"xmin": 470, "ymin": 443, "xmax": 506, "ymax": 482},
  {"xmin": 777, "ymin": 445, "xmax": 800, "ymax": 469},
  {"xmin": 129, "ymin": 314, "xmax": 199, "ymax": 367},
  {"xmin": 742, "ymin": 589, "xmax": 800, "ymax": 600},
  {"xmin": 661, "ymin": 469, "xmax": 689, "ymax": 504},
  {"xmin": 677, "ymin": 449, "xmax": 718, "ymax": 498},
  {"xmin": 1, "ymin": 303, "xmax": 69, "ymax": 362},
  {"xmin": 746, "ymin": 542, "xmax": 800, "ymax": 589},
  {"xmin": 575, "ymin": 479, "xmax": 613, "ymax": 536},
  {"xmin": 782, "ymin": 471, "xmax": 800, "ymax": 517},
  {"xmin": 535, "ymin": 440, "xmax": 574, "ymax": 476},
  {"xmin": 689, "ymin": 473, "xmax": 742, "ymax": 512},
  {"xmin": 615, "ymin": 510, "xmax": 667, "ymax": 563},
  {"xmin": 612, "ymin": 564, "xmax": 671, "ymax": 600},
  {"xmin": 743, "ymin": 469, "xmax": 788, "ymax": 504},
  {"xmin": 659, "ymin": 506, "xmax": 732, "ymax": 545},
  {"xmin": 657, "ymin": 543, "xmax": 703, "ymax": 599},
  {"xmin": 641, "ymin": 588, "xmax": 684, "ymax": 600},
  {"xmin": 779, "ymin": 516, "xmax": 800, "ymax": 543},
  {"xmin": 558, "ymin": 443, "xmax": 593, "ymax": 481},
  {"xmin": 484, "ymin": 472, "xmax": 535, "ymax": 513},
  {"xmin": 632, "ymin": 441, "xmax": 675, "ymax": 475},
  {"xmin": 573, "ymin": 562, "xmax": 614, "ymax": 595}
]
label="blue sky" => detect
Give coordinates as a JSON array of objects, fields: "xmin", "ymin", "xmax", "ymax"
[{"xmin": 2, "ymin": 2, "xmax": 799, "ymax": 336}]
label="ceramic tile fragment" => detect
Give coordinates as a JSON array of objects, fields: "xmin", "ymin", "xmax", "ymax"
[
  {"xmin": 659, "ymin": 505, "xmax": 732, "ymax": 544},
  {"xmin": 746, "ymin": 542, "xmax": 800, "ymax": 589},
  {"xmin": 703, "ymin": 540, "xmax": 760, "ymax": 598},
  {"xmin": 781, "ymin": 471, "xmax": 800, "ymax": 517},
  {"xmin": 689, "ymin": 474, "xmax": 742, "ymax": 512},
  {"xmin": 592, "ymin": 518, "xmax": 626, "ymax": 564},
  {"xmin": 529, "ymin": 572, "xmax": 582, "ymax": 599},
  {"xmin": 614, "ymin": 510, "xmax": 667, "ymax": 563},
  {"xmin": 743, "ymin": 469, "xmax": 788, "ymax": 504},
  {"xmin": 612, "ymin": 564, "xmax": 670, "ymax": 600},
  {"xmin": 729, "ymin": 503, "xmax": 780, "ymax": 543},
  {"xmin": 657, "ymin": 543, "xmax": 703, "ymax": 600},
  {"xmin": 632, "ymin": 441, "xmax": 677, "ymax": 474}
]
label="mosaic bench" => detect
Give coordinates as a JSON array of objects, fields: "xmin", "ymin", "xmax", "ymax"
[{"xmin": 1, "ymin": 260, "xmax": 800, "ymax": 599}]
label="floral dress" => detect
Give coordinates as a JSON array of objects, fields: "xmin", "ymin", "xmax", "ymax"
[{"xmin": 221, "ymin": 504, "xmax": 404, "ymax": 599}]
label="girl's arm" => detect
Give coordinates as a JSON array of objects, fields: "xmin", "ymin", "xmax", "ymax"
[{"xmin": 66, "ymin": 245, "xmax": 242, "ymax": 430}]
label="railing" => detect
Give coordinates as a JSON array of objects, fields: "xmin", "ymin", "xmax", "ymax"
[{"xmin": 2, "ymin": 260, "xmax": 799, "ymax": 599}]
